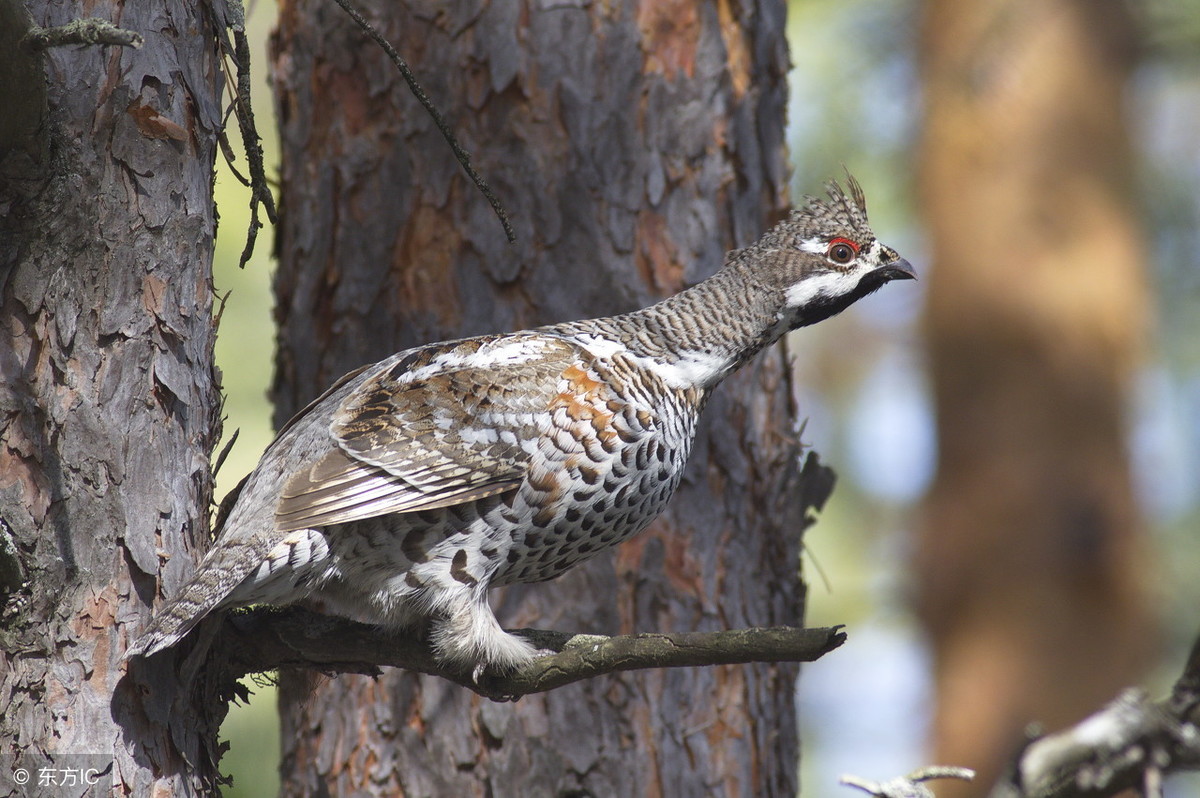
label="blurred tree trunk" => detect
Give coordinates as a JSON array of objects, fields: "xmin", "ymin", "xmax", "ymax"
[
  {"xmin": 0, "ymin": 0, "xmax": 225, "ymax": 793},
  {"xmin": 917, "ymin": 0, "xmax": 1153, "ymax": 792},
  {"xmin": 269, "ymin": 0, "xmax": 810, "ymax": 794}
]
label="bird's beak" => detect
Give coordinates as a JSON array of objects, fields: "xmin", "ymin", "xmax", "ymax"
[{"xmin": 877, "ymin": 258, "xmax": 916, "ymax": 281}]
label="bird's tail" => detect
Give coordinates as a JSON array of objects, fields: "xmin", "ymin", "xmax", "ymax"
[
  {"xmin": 126, "ymin": 535, "xmax": 266, "ymax": 658},
  {"xmin": 126, "ymin": 578, "xmax": 220, "ymax": 658}
]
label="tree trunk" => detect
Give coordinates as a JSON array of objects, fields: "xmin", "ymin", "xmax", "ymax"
[
  {"xmin": 269, "ymin": 0, "xmax": 808, "ymax": 794},
  {"xmin": 917, "ymin": 0, "xmax": 1153, "ymax": 792},
  {"xmin": 0, "ymin": 0, "xmax": 225, "ymax": 794}
]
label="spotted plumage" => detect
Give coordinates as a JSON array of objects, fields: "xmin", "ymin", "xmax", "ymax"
[{"xmin": 131, "ymin": 176, "xmax": 914, "ymax": 672}]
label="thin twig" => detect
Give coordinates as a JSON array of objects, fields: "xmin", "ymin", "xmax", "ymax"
[
  {"xmin": 329, "ymin": 0, "xmax": 516, "ymax": 244},
  {"xmin": 229, "ymin": 24, "xmax": 278, "ymax": 267},
  {"xmin": 841, "ymin": 766, "xmax": 975, "ymax": 798},
  {"xmin": 212, "ymin": 428, "xmax": 239, "ymax": 479},
  {"xmin": 213, "ymin": 0, "xmax": 278, "ymax": 268},
  {"xmin": 216, "ymin": 119, "xmax": 251, "ymax": 188}
]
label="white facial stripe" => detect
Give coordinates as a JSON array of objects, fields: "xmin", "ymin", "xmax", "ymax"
[
  {"xmin": 784, "ymin": 269, "xmax": 864, "ymax": 308},
  {"xmin": 798, "ymin": 236, "xmax": 827, "ymax": 255}
]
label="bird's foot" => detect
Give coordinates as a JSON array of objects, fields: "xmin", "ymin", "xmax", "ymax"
[
  {"xmin": 468, "ymin": 646, "xmax": 558, "ymax": 701},
  {"xmin": 471, "ymin": 662, "xmax": 488, "ymax": 684}
]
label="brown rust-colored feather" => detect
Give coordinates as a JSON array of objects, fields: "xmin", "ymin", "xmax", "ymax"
[{"xmin": 274, "ymin": 334, "xmax": 625, "ymax": 532}]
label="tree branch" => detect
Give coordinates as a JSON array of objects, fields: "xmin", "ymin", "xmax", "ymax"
[
  {"xmin": 0, "ymin": 0, "xmax": 45, "ymax": 162},
  {"xmin": 22, "ymin": 18, "xmax": 143, "ymax": 50},
  {"xmin": 0, "ymin": 514, "xmax": 25, "ymax": 598},
  {"xmin": 216, "ymin": 606, "xmax": 845, "ymax": 701},
  {"xmin": 986, "ymin": 634, "xmax": 1200, "ymax": 798}
]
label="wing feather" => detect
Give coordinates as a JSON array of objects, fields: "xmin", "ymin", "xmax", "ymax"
[
  {"xmin": 275, "ymin": 334, "xmax": 581, "ymax": 531},
  {"xmin": 277, "ymin": 448, "xmax": 522, "ymax": 530}
]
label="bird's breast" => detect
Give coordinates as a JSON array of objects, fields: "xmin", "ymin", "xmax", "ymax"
[{"xmin": 488, "ymin": 357, "xmax": 702, "ymax": 585}]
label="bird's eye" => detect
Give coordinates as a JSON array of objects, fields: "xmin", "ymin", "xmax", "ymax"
[{"xmin": 826, "ymin": 238, "xmax": 858, "ymax": 265}]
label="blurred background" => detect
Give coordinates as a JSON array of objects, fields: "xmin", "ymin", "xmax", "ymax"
[{"xmin": 213, "ymin": 1, "xmax": 1200, "ymax": 795}]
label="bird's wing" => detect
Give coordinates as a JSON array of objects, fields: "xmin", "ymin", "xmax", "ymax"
[{"xmin": 275, "ymin": 333, "xmax": 592, "ymax": 531}]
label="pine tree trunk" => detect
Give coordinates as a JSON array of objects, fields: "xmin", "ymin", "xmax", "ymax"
[
  {"xmin": 917, "ymin": 0, "xmax": 1153, "ymax": 792},
  {"xmin": 270, "ymin": 0, "xmax": 808, "ymax": 794},
  {"xmin": 0, "ymin": 0, "xmax": 225, "ymax": 793}
]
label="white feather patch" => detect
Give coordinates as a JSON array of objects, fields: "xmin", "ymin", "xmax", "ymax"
[
  {"xmin": 574, "ymin": 334, "xmax": 626, "ymax": 360},
  {"xmin": 798, "ymin": 236, "xmax": 828, "ymax": 255},
  {"xmin": 577, "ymin": 331, "xmax": 729, "ymax": 389},
  {"xmin": 404, "ymin": 338, "xmax": 552, "ymax": 382},
  {"xmin": 783, "ymin": 269, "xmax": 865, "ymax": 308},
  {"xmin": 630, "ymin": 350, "xmax": 730, "ymax": 390}
]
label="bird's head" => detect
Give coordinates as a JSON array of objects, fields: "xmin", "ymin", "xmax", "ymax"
[{"xmin": 742, "ymin": 174, "xmax": 915, "ymax": 329}]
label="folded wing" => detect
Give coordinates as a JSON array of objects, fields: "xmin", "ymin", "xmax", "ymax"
[{"xmin": 275, "ymin": 334, "xmax": 581, "ymax": 531}]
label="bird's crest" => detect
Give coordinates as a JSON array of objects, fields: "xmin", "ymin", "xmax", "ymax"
[
  {"xmin": 797, "ymin": 172, "xmax": 870, "ymax": 235},
  {"xmin": 749, "ymin": 172, "xmax": 873, "ymax": 254}
]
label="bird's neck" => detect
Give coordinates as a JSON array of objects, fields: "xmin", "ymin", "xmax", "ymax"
[{"xmin": 571, "ymin": 257, "xmax": 790, "ymax": 391}]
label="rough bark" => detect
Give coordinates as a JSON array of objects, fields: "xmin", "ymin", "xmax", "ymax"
[
  {"xmin": 917, "ymin": 0, "xmax": 1153, "ymax": 793},
  {"xmin": 0, "ymin": 0, "xmax": 226, "ymax": 794},
  {"xmin": 269, "ymin": 0, "xmax": 809, "ymax": 795}
]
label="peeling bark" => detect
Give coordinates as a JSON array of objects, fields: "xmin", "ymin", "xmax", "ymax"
[
  {"xmin": 270, "ymin": 0, "xmax": 811, "ymax": 794},
  {"xmin": 0, "ymin": 0, "xmax": 225, "ymax": 793}
]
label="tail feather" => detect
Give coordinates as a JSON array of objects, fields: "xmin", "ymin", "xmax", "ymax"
[
  {"xmin": 127, "ymin": 536, "xmax": 268, "ymax": 658},
  {"xmin": 127, "ymin": 583, "xmax": 215, "ymax": 657}
]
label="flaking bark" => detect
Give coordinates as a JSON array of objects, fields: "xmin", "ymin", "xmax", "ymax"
[
  {"xmin": 0, "ymin": 0, "xmax": 226, "ymax": 793},
  {"xmin": 270, "ymin": 0, "xmax": 809, "ymax": 795}
]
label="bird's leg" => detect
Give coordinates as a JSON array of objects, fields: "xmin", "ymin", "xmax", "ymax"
[{"xmin": 430, "ymin": 591, "xmax": 540, "ymax": 678}]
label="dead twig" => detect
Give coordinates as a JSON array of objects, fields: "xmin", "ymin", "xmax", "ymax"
[
  {"xmin": 213, "ymin": 0, "xmax": 278, "ymax": 268},
  {"xmin": 841, "ymin": 766, "xmax": 975, "ymax": 798}
]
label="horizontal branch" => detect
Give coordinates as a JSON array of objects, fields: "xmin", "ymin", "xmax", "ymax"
[
  {"xmin": 218, "ymin": 607, "xmax": 846, "ymax": 701},
  {"xmin": 842, "ymin": 766, "xmax": 976, "ymax": 798},
  {"xmin": 23, "ymin": 18, "xmax": 143, "ymax": 50}
]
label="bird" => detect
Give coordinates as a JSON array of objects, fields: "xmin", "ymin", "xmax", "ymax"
[{"xmin": 130, "ymin": 175, "xmax": 914, "ymax": 674}]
